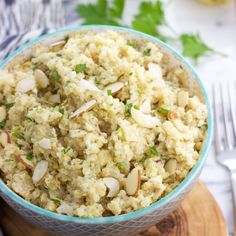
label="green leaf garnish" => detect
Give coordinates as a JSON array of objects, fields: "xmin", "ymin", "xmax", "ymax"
[
  {"xmin": 157, "ymin": 107, "xmax": 170, "ymax": 116},
  {"xmin": 127, "ymin": 40, "xmax": 136, "ymax": 48},
  {"xmin": 64, "ymin": 35, "xmax": 70, "ymax": 43},
  {"xmin": 180, "ymin": 34, "xmax": 216, "ymax": 62},
  {"xmin": 125, "ymin": 103, "xmax": 133, "ymax": 116},
  {"xmin": 143, "ymin": 48, "xmax": 151, "ymax": 56},
  {"xmin": 0, "ymin": 120, "xmax": 6, "ymax": 128},
  {"xmin": 133, "ymin": 105, "xmax": 139, "ymax": 110},
  {"xmin": 75, "ymin": 64, "xmax": 86, "ymax": 74},
  {"xmin": 129, "ymin": 72, "xmax": 133, "ymax": 76},
  {"xmin": 5, "ymin": 102, "xmax": 15, "ymax": 109},
  {"xmin": 76, "ymin": 0, "xmax": 124, "ymax": 26},
  {"xmin": 56, "ymin": 53, "xmax": 62, "ymax": 57},
  {"xmin": 26, "ymin": 153, "xmax": 33, "ymax": 161},
  {"xmin": 132, "ymin": 0, "xmax": 166, "ymax": 39},
  {"xmin": 107, "ymin": 89, "xmax": 112, "ymax": 96}
]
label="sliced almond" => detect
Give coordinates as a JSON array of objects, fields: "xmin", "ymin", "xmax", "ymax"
[
  {"xmin": 104, "ymin": 82, "xmax": 124, "ymax": 95},
  {"xmin": 50, "ymin": 40, "xmax": 66, "ymax": 51},
  {"xmin": 140, "ymin": 98, "xmax": 151, "ymax": 114},
  {"xmin": 168, "ymin": 111, "xmax": 179, "ymax": 120},
  {"xmin": 16, "ymin": 78, "xmax": 36, "ymax": 93},
  {"xmin": 38, "ymin": 138, "xmax": 51, "ymax": 150},
  {"xmin": 165, "ymin": 159, "xmax": 177, "ymax": 175},
  {"xmin": 34, "ymin": 69, "xmax": 49, "ymax": 89},
  {"xmin": 70, "ymin": 100, "xmax": 97, "ymax": 118},
  {"xmin": 56, "ymin": 203, "xmax": 73, "ymax": 215},
  {"xmin": 0, "ymin": 106, "xmax": 7, "ymax": 122},
  {"xmin": 131, "ymin": 107, "xmax": 159, "ymax": 128},
  {"xmin": 148, "ymin": 63, "xmax": 165, "ymax": 88},
  {"xmin": 125, "ymin": 167, "xmax": 141, "ymax": 196},
  {"xmin": 177, "ymin": 90, "xmax": 189, "ymax": 108},
  {"xmin": 48, "ymin": 94, "xmax": 61, "ymax": 104},
  {"xmin": 32, "ymin": 160, "xmax": 48, "ymax": 184},
  {"xmin": 16, "ymin": 155, "xmax": 34, "ymax": 170},
  {"xmin": 79, "ymin": 79, "xmax": 101, "ymax": 92},
  {"xmin": 103, "ymin": 177, "xmax": 120, "ymax": 198},
  {"xmin": 0, "ymin": 131, "xmax": 11, "ymax": 148}
]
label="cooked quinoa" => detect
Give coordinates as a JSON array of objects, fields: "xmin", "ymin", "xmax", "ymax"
[{"xmin": 0, "ymin": 30, "xmax": 207, "ymax": 217}]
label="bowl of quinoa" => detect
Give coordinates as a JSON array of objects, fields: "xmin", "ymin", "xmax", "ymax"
[{"xmin": 0, "ymin": 26, "xmax": 213, "ymax": 236}]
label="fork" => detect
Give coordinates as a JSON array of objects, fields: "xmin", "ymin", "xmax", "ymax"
[{"xmin": 213, "ymin": 82, "xmax": 236, "ymax": 234}]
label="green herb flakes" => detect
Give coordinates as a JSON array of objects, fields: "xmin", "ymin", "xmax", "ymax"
[
  {"xmin": 0, "ymin": 120, "xmax": 6, "ymax": 128},
  {"xmin": 125, "ymin": 103, "xmax": 133, "ymax": 116},
  {"xmin": 51, "ymin": 198, "xmax": 61, "ymax": 205},
  {"xmin": 26, "ymin": 153, "xmax": 33, "ymax": 161},
  {"xmin": 12, "ymin": 131, "xmax": 24, "ymax": 140},
  {"xmin": 25, "ymin": 116, "xmax": 38, "ymax": 124},
  {"xmin": 75, "ymin": 64, "xmax": 86, "ymax": 74},
  {"xmin": 149, "ymin": 146, "xmax": 159, "ymax": 156},
  {"xmin": 107, "ymin": 89, "xmax": 112, "ymax": 96},
  {"xmin": 5, "ymin": 102, "xmax": 15, "ymax": 109},
  {"xmin": 143, "ymin": 48, "xmax": 151, "ymax": 56},
  {"xmin": 62, "ymin": 147, "xmax": 71, "ymax": 154},
  {"xmin": 116, "ymin": 161, "xmax": 126, "ymax": 170},
  {"xmin": 157, "ymin": 107, "xmax": 170, "ymax": 116},
  {"xmin": 50, "ymin": 70, "xmax": 61, "ymax": 83}
]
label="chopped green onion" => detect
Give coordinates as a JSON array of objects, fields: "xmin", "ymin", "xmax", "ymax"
[
  {"xmin": 129, "ymin": 72, "xmax": 133, "ymax": 76},
  {"xmin": 58, "ymin": 106, "xmax": 64, "ymax": 115},
  {"xmin": 139, "ymin": 156, "xmax": 148, "ymax": 164},
  {"xmin": 75, "ymin": 64, "xmax": 86, "ymax": 74},
  {"xmin": 56, "ymin": 53, "xmax": 62, "ymax": 57},
  {"xmin": 64, "ymin": 35, "xmax": 70, "ymax": 43},
  {"xmin": 127, "ymin": 40, "xmax": 136, "ymax": 48},
  {"xmin": 133, "ymin": 105, "xmax": 139, "ymax": 110}
]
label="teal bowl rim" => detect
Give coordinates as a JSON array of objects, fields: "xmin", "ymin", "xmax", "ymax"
[{"xmin": 0, "ymin": 25, "xmax": 213, "ymax": 224}]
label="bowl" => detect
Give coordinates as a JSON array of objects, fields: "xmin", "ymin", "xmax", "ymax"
[{"xmin": 0, "ymin": 25, "xmax": 213, "ymax": 236}]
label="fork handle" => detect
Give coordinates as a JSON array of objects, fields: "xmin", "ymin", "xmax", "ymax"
[{"xmin": 231, "ymin": 171, "xmax": 236, "ymax": 234}]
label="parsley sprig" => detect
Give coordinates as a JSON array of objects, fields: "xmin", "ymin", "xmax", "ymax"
[{"xmin": 76, "ymin": 0, "xmax": 225, "ymax": 62}]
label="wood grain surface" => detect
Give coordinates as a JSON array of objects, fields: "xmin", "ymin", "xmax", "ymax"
[{"xmin": 0, "ymin": 182, "xmax": 227, "ymax": 236}]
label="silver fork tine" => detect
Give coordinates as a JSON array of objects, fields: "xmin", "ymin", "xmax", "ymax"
[
  {"xmin": 228, "ymin": 83, "xmax": 236, "ymax": 147},
  {"xmin": 220, "ymin": 84, "xmax": 233, "ymax": 150},
  {"xmin": 213, "ymin": 83, "xmax": 225, "ymax": 154}
]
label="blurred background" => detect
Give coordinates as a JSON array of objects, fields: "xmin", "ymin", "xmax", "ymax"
[{"xmin": 0, "ymin": 0, "xmax": 236, "ymax": 235}]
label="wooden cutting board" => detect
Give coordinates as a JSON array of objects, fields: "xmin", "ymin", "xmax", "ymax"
[{"xmin": 0, "ymin": 182, "xmax": 227, "ymax": 236}]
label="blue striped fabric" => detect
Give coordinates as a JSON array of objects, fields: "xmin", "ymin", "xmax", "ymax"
[{"xmin": 0, "ymin": 0, "xmax": 65, "ymax": 59}]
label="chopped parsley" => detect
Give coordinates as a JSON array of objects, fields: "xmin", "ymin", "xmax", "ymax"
[
  {"xmin": 12, "ymin": 131, "xmax": 24, "ymax": 140},
  {"xmin": 107, "ymin": 89, "xmax": 112, "ymax": 96},
  {"xmin": 143, "ymin": 48, "xmax": 151, "ymax": 56},
  {"xmin": 32, "ymin": 62, "xmax": 40, "ymax": 70},
  {"xmin": 157, "ymin": 107, "xmax": 170, "ymax": 116},
  {"xmin": 139, "ymin": 156, "xmax": 148, "ymax": 164},
  {"xmin": 64, "ymin": 35, "xmax": 70, "ymax": 43},
  {"xmin": 58, "ymin": 105, "xmax": 65, "ymax": 115},
  {"xmin": 75, "ymin": 64, "xmax": 86, "ymax": 74},
  {"xmin": 202, "ymin": 124, "xmax": 208, "ymax": 129},
  {"xmin": 149, "ymin": 146, "xmax": 159, "ymax": 156},
  {"xmin": 133, "ymin": 104, "xmax": 139, "ymax": 110},
  {"xmin": 116, "ymin": 161, "xmax": 126, "ymax": 170},
  {"xmin": 127, "ymin": 40, "xmax": 136, "ymax": 48},
  {"xmin": 51, "ymin": 198, "xmax": 61, "ymax": 205},
  {"xmin": 62, "ymin": 147, "xmax": 71, "ymax": 154},
  {"xmin": 116, "ymin": 124, "xmax": 120, "ymax": 130},
  {"xmin": 5, "ymin": 102, "xmax": 15, "ymax": 109},
  {"xmin": 125, "ymin": 103, "xmax": 133, "ymax": 116},
  {"xmin": 0, "ymin": 120, "xmax": 6, "ymax": 128},
  {"xmin": 50, "ymin": 70, "xmax": 61, "ymax": 83},
  {"xmin": 26, "ymin": 153, "xmax": 33, "ymax": 161},
  {"xmin": 56, "ymin": 53, "xmax": 62, "ymax": 57},
  {"xmin": 129, "ymin": 72, "xmax": 133, "ymax": 76},
  {"xmin": 25, "ymin": 116, "xmax": 38, "ymax": 124},
  {"xmin": 4, "ymin": 159, "xmax": 13, "ymax": 163}
]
